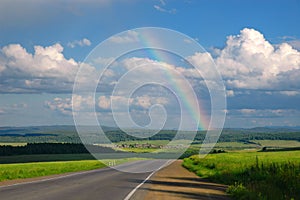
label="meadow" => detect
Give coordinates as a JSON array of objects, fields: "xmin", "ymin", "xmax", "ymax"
[
  {"xmin": 0, "ymin": 153, "xmax": 95, "ymax": 164},
  {"xmin": 183, "ymin": 150, "xmax": 300, "ymax": 200},
  {"xmin": 114, "ymin": 139, "xmax": 300, "ymax": 154},
  {"xmin": 0, "ymin": 158, "xmax": 144, "ymax": 182}
]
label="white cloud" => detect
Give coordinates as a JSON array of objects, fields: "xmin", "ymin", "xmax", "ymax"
[
  {"xmin": 0, "ymin": 43, "xmax": 96, "ymax": 93},
  {"xmin": 153, "ymin": 5, "xmax": 176, "ymax": 14},
  {"xmin": 1, "ymin": 28, "xmax": 300, "ymax": 99},
  {"xmin": 285, "ymin": 39, "xmax": 300, "ymax": 51},
  {"xmin": 98, "ymin": 96, "xmax": 111, "ymax": 110},
  {"xmin": 279, "ymin": 91, "xmax": 300, "ymax": 96},
  {"xmin": 97, "ymin": 95, "xmax": 169, "ymax": 111},
  {"xmin": 45, "ymin": 97, "xmax": 73, "ymax": 115},
  {"xmin": 233, "ymin": 109, "xmax": 300, "ymax": 118},
  {"xmin": 46, "ymin": 94, "xmax": 169, "ymax": 116},
  {"xmin": 189, "ymin": 28, "xmax": 300, "ymax": 91},
  {"xmin": 134, "ymin": 95, "xmax": 168, "ymax": 109},
  {"xmin": 0, "ymin": 103, "xmax": 28, "ymax": 115},
  {"xmin": 226, "ymin": 90, "xmax": 235, "ymax": 97},
  {"xmin": 67, "ymin": 38, "xmax": 91, "ymax": 48},
  {"xmin": 72, "ymin": 94, "xmax": 94, "ymax": 111},
  {"xmin": 287, "ymin": 40, "xmax": 300, "ymax": 51},
  {"xmin": 45, "ymin": 95, "xmax": 95, "ymax": 115},
  {"xmin": 153, "ymin": 0, "xmax": 176, "ymax": 14},
  {"xmin": 225, "ymin": 108, "xmax": 300, "ymax": 127},
  {"xmin": 108, "ymin": 30, "xmax": 139, "ymax": 43}
]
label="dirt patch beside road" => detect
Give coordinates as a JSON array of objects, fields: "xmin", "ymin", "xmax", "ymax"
[{"xmin": 131, "ymin": 160, "xmax": 230, "ymax": 200}]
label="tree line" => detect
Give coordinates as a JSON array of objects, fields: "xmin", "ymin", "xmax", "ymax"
[{"xmin": 0, "ymin": 143, "xmax": 117, "ymax": 156}]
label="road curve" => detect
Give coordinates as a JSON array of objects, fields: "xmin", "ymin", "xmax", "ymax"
[{"xmin": 0, "ymin": 160, "xmax": 169, "ymax": 200}]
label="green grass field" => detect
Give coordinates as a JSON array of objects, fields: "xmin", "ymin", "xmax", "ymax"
[
  {"xmin": 0, "ymin": 160, "xmax": 104, "ymax": 182},
  {"xmin": 1, "ymin": 139, "xmax": 300, "ymax": 193},
  {"xmin": 116, "ymin": 140, "xmax": 170, "ymax": 145},
  {"xmin": 183, "ymin": 150, "xmax": 300, "ymax": 200},
  {"xmin": 113, "ymin": 140, "xmax": 300, "ymax": 154},
  {"xmin": 0, "ymin": 157, "xmax": 145, "ymax": 182},
  {"xmin": 0, "ymin": 153, "xmax": 95, "ymax": 164},
  {"xmin": 252, "ymin": 140, "xmax": 300, "ymax": 148}
]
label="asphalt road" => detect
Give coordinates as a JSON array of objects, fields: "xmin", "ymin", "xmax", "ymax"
[{"xmin": 0, "ymin": 160, "xmax": 169, "ymax": 200}]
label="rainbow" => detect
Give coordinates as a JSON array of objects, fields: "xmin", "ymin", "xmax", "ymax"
[{"xmin": 136, "ymin": 33, "xmax": 209, "ymax": 131}]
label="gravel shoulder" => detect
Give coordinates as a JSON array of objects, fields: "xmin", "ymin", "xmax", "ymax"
[{"xmin": 132, "ymin": 160, "xmax": 231, "ymax": 200}]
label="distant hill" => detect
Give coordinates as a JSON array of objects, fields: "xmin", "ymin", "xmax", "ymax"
[
  {"xmin": 0, "ymin": 125, "xmax": 118, "ymax": 134},
  {"xmin": 222, "ymin": 126, "xmax": 300, "ymax": 133},
  {"xmin": 0, "ymin": 125, "xmax": 299, "ymax": 144}
]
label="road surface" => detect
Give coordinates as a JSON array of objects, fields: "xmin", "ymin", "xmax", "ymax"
[{"xmin": 0, "ymin": 160, "xmax": 169, "ymax": 200}]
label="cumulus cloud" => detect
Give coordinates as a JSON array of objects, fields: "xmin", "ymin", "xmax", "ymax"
[
  {"xmin": 231, "ymin": 108, "xmax": 300, "ymax": 118},
  {"xmin": 98, "ymin": 95, "xmax": 169, "ymax": 111},
  {"xmin": 46, "ymin": 94, "xmax": 169, "ymax": 116},
  {"xmin": 45, "ymin": 97, "xmax": 73, "ymax": 115},
  {"xmin": 226, "ymin": 90, "xmax": 235, "ymax": 97},
  {"xmin": 45, "ymin": 95, "xmax": 95, "ymax": 115},
  {"xmin": 188, "ymin": 28, "xmax": 300, "ymax": 93},
  {"xmin": 286, "ymin": 40, "xmax": 300, "ymax": 51},
  {"xmin": 67, "ymin": 38, "xmax": 91, "ymax": 48},
  {"xmin": 0, "ymin": 103, "xmax": 28, "ymax": 115},
  {"xmin": 0, "ymin": 43, "xmax": 96, "ymax": 93},
  {"xmin": 225, "ymin": 108, "xmax": 300, "ymax": 127},
  {"xmin": 108, "ymin": 30, "xmax": 139, "ymax": 43},
  {"xmin": 217, "ymin": 28, "xmax": 300, "ymax": 90},
  {"xmin": 1, "ymin": 28, "xmax": 300, "ymax": 99},
  {"xmin": 279, "ymin": 91, "xmax": 300, "ymax": 96}
]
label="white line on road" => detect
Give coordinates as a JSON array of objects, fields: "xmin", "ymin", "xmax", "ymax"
[{"xmin": 123, "ymin": 160, "xmax": 173, "ymax": 200}]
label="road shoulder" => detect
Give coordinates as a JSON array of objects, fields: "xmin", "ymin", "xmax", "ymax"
[{"xmin": 131, "ymin": 160, "xmax": 230, "ymax": 200}]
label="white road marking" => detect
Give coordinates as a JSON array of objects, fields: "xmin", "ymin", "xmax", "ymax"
[{"xmin": 123, "ymin": 160, "xmax": 173, "ymax": 200}]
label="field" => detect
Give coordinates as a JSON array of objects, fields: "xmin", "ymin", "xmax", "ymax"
[
  {"xmin": 252, "ymin": 140, "xmax": 300, "ymax": 148},
  {"xmin": 0, "ymin": 153, "xmax": 95, "ymax": 164},
  {"xmin": 0, "ymin": 157, "xmax": 145, "ymax": 182},
  {"xmin": 114, "ymin": 140, "xmax": 300, "ymax": 154},
  {"xmin": 183, "ymin": 150, "xmax": 300, "ymax": 200},
  {"xmin": 0, "ymin": 160, "xmax": 104, "ymax": 182},
  {"xmin": 1, "ymin": 126, "xmax": 300, "ymax": 195}
]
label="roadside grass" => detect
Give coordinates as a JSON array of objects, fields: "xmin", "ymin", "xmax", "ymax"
[
  {"xmin": 0, "ymin": 160, "xmax": 104, "ymax": 182},
  {"xmin": 183, "ymin": 151, "xmax": 300, "ymax": 200},
  {"xmin": 0, "ymin": 154, "xmax": 95, "ymax": 164},
  {"xmin": 0, "ymin": 157, "xmax": 146, "ymax": 182}
]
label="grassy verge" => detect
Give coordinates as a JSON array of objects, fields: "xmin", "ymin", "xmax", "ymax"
[
  {"xmin": 182, "ymin": 151, "xmax": 300, "ymax": 200},
  {"xmin": 0, "ymin": 160, "xmax": 104, "ymax": 182},
  {"xmin": 0, "ymin": 157, "xmax": 145, "ymax": 182},
  {"xmin": 0, "ymin": 153, "xmax": 95, "ymax": 164}
]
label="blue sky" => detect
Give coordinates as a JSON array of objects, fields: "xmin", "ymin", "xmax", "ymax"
[{"xmin": 0, "ymin": 0, "xmax": 300, "ymax": 128}]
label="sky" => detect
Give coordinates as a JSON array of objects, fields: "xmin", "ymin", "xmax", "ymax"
[{"xmin": 0, "ymin": 0, "xmax": 300, "ymax": 129}]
